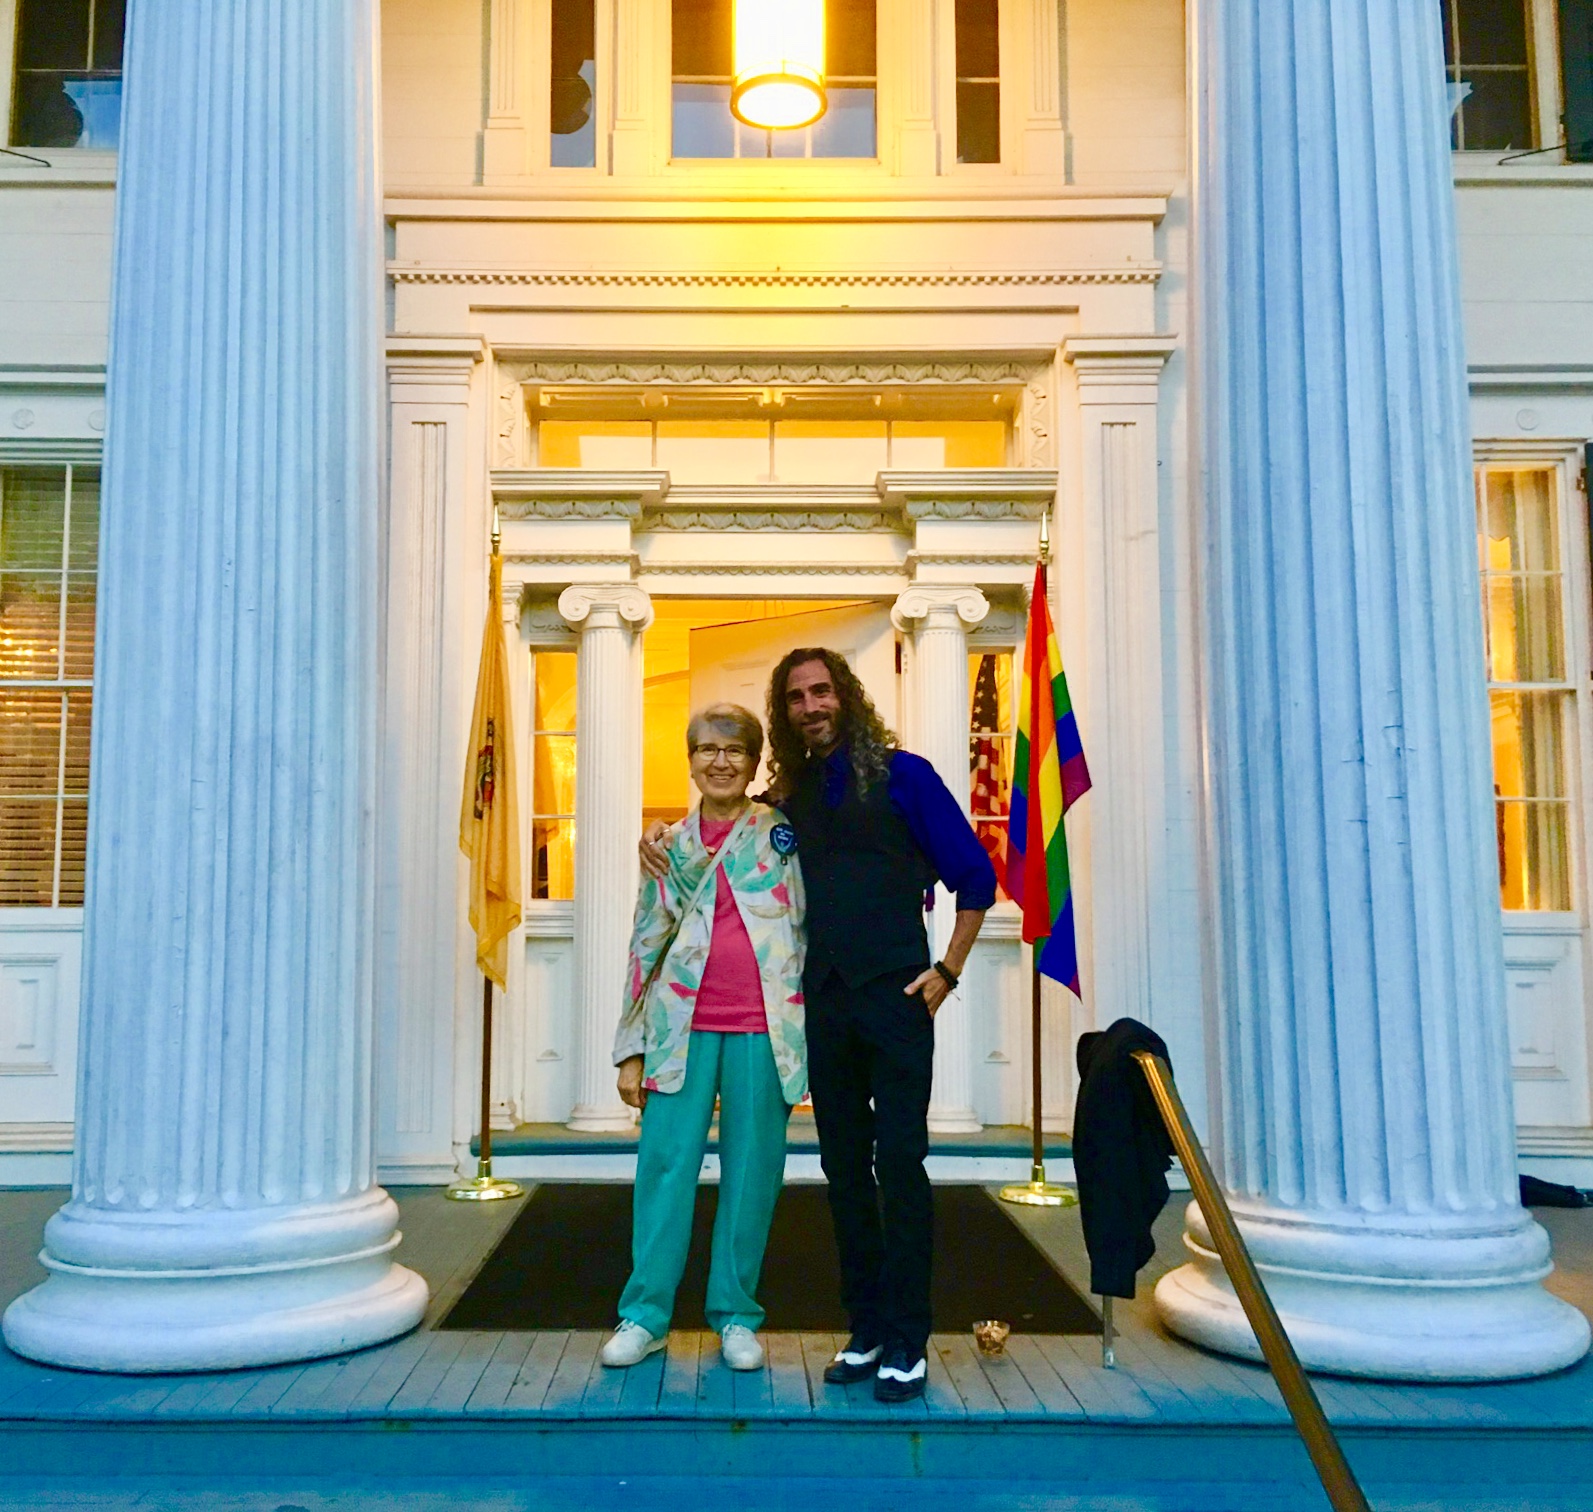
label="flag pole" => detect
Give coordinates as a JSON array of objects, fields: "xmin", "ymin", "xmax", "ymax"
[
  {"xmin": 448, "ymin": 506, "xmax": 524, "ymax": 1203},
  {"xmin": 1000, "ymin": 511, "xmax": 1076, "ymax": 1209}
]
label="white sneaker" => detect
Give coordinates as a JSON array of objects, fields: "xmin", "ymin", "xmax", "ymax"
[
  {"xmin": 720, "ymin": 1324, "xmax": 764, "ymax": 1372},
  {"xmin": 600, "ymin": 1320, "xmax": 665, "ymax": 1368}
]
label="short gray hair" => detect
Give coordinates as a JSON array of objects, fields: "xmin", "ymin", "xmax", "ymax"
[{"xmin": 686, "ymin": 703, "xmax": 764, "ymax": 766}]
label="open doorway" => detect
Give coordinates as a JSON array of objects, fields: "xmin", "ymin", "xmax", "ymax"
[{"xmin": 643, "ymin": 599, "xmax": 898, "ymax": 822}]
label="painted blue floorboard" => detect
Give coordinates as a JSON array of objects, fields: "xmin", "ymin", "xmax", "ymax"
[
  {"xmin": 656, "ymin": 1329, "xmax": 701, "ymax": 1414},
  {"xmin": 1003, "ymin": 1333, "xmax": 1085, "ymax": 1416},
  {"xmin": 465, "ymin": 1333, "xmax": 537, "ymax": 1413},
  {"xmin": 427, "ymin": 1330, "xmax": 503, "ymax": 1413},
  {"xmin": 766, "ymin": 1330, "xmax": 811, "ymax": 1413},
  {"xmin": 541, "ymin": 1329, "xmax": 602, "ymax": 1414},
  {"xmin": 502, "ymin": 1331, "xmax": 570, "ymax": 1413}
]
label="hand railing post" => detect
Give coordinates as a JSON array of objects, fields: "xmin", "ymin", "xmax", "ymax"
[{"xmin": 1130, "ymin": 1050, "xmax": 1371, "ymax": 1512}]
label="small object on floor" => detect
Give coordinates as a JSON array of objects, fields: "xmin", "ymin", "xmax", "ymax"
[
  {"xmin": 720, "ymin": 1324, "xmax": 764, "ymax": 1371},
  {"xmin": 600, "ymin": 1320, "xmax": 666, "ymax": 1367},
  {"xmin": 823, "ymin": 1332, "xmax": 883, "ymax": 1384},
  {"xmin": 1520, "ymin": 1173, "xmax": 1590, "ymax": 1209},
  {"xmin": 972, "ymin": 1319, "xmax": 1010, "ymax": 1358},
  {"xmin": 874, "ymin": 1343, "xmax": 928, "ymax": 1403}
]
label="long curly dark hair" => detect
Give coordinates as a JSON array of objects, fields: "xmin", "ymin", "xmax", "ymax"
[{"xmin": 764, "ymin": 646, "xmax": 899, "ymax": 802}]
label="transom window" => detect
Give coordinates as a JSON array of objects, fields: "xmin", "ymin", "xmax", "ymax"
[
  {"xmin": 0, "ymin": 466, "xmax": 98, "ymax": 907},
  {"xmin": 1477, "ymin": 465, "xmax": 1573, "ymax": 911},
  {"xmin": 527, "ymin": 387, "xmax": 1014, "ymax": 479},
  {"xmin": 10, "ymin": 0, "xmax": 124, "ymax": 150},
  {"xmin": 671, "ymin": 0, "xmax": 877, "ymax": 159}
]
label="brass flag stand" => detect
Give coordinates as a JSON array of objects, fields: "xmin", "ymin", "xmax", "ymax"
[
  {"xmin": 999, "ymin": 940, "xmax": 1076, "ymax": 1207},
  {"xmin": 448, "ymin": 507, "xmax": 524, "ymax": 1203},
  {"xmin": 1000, "ymin": 513, "xmax": 1078, "ymax": 1210}
]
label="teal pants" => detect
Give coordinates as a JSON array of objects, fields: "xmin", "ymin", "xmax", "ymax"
[{"xmin": 618, "ymin": 1030, "xmax": 791, "ymax": 1336}]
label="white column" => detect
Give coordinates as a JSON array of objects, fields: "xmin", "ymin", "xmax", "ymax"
[
  {"xmin": 1, "ymin": 0, "xmax": 426, "ymax": 1372},
  {"xmin": 380, "ymin": 338, "xmax": 485, "ymax": 1186},
  {"xmin": 889, "ymin": 0, "xmax": 941, "ymax": 176},
  {"xmin": 1170, "ymin": 0, "xmax": 1590, "ymax": 1379},
  {"xmin": 892, "ymin": 586, "xmax": 989, "ymax": 1133},
  {"xmin": 1061, "ymin": 338, "xmax": 1196, "ymax": 1088},
  {"xmin": 560, "ymin": 583, "xmax": 653, "ymax": 1131}
]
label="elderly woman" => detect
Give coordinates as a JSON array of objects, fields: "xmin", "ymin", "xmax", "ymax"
[{"xmin": 601, "ymin": 702, "xmax": 806, "ymax": 1373}]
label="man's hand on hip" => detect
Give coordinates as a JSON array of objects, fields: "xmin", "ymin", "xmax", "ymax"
[{"xmin": 906, "ymin": 966, "xmax": 951, "ymax": 1016}]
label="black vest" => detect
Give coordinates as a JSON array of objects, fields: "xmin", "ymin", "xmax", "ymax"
[{"xmin": 782, "ymin": 756, "xmax": 936, "ymax": 989}]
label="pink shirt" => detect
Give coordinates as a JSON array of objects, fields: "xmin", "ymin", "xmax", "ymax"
[{"xmin": 692, "ymin": 817, "xmax": 768, "ymax": 1035}]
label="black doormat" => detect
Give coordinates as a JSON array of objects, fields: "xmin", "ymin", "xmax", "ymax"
[{"xmin": 441, "ymin": 1183, "xmax": 1102, "ymax": 1335}]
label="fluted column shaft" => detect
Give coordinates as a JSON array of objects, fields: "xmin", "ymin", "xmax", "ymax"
[
  {"xmin": 1169, "ymin": 0, "xmax": 1589, "ymax": 1378},
  {"xmin": 2, "ymin": 0, "xmax": 426, "ymax": 1372},
  {"xmin": 893, "ymin": 587, "xmax": 989, "ymax": 1133},
  {"xmin": 560, "ymin": 584, "xmax": 653, "ymax": 1132}
]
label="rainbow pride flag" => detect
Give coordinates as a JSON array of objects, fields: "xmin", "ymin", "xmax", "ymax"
[{"xmin": 1006, "ymin": 560, "xmax": 1091, "ymax": 995}]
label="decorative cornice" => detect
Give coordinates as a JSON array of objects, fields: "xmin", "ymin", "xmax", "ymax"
[
  {"xmin": 641, "ymin": 484, "xmax": 897, "ymax": 533},
  {"xmin": 392, "ymin": 267, "xmax": 1161, "ymax": 289},
  {"xmin": 646, "ymin": 508, "xmax": 896, "ymax": 532},
  {"xmin": 640, "ymin": 561, "xmax": 905, "ymax": 577},
  {"xmin": 558, "ymin": 582, "xmax": 654, "ymax": 631},
  {"xmin": 891, "ymin": 586, "xmax": 990, "ymax": 633},
  {"xmin": 493, "ymin": 468, "xmax": 669, "ymax": 519},
  {"xmin": 879, "ymin": 468, "xmax": 1059, "ymax": 519},
  {"xmin": 498, "ymin": 358, "xmax": 1043, "ymax": 388},
  {"xmin": 1061, "ymin": 335, "xmax": 1178, "ymax": 382}
]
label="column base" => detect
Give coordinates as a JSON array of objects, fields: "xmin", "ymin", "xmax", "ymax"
[
  {"xmin": 927, "ymin": 1110, "xmax": 984, "ymax": 1135},
  {"xmin": 1, "ymin": 1189, "xmax": 428, "ymax": 1373},
  {"xmin": 567, "ymin": 1104, "xmax": 638, "ymax": 1134},
  {"xmin": 1155, "ymin": 1200, "xmax": 1591, "ymax": 1382}
]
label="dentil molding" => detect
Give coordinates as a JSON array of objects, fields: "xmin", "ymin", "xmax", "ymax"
[{"xmin": 392, "ymin": 267, "xmax": 1161, "ymax": 289}]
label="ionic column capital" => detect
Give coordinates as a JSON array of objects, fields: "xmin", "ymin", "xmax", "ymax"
[
  {"xmin": 890, "ymin": 585, "xmax": 989, "ymax": 634},
  {"xmin": 557, "ymin": 582, "xmax": 653, "ymax": 633}
]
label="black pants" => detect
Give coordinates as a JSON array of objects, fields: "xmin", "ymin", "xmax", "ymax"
[{"xmin": 806, "ymin": 964, "xmax": 935, "ymax": 1354}]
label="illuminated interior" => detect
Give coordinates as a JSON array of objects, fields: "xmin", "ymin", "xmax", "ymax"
[
  {"xmin": 529, "ymin": 386, "xmax": 1015, "ymax": 478},
  {"xmin": 1478, "ymin": 466, "xmax": 1570, "ymax": 911}
]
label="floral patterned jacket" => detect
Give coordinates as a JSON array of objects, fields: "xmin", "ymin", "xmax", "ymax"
[{"xmin": 613, "ymin": 802, "xmax": 807, "ymax": 1104}]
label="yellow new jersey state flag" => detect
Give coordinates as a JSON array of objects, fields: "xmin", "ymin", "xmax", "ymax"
[{"xmin": 459, "ymin": 551, "xmax": 523, "ymax": 989}]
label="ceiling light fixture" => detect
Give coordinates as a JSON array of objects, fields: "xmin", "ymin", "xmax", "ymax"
[{"xmin": 731, "ymin": 0, "xmax": 827, "ymax": 131}]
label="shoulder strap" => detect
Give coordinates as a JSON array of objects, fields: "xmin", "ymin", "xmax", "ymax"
[{"xmin": 629, "ymin": 804, "xmax": 758, "ymax": 1018}]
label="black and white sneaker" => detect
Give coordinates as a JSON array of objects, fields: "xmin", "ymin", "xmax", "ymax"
[
  {"xmin": 874, "ymin": 1342, "xmax": 928, "ymax": 1402},
  {"xmin": 824, "ymin": 1332, "xmax": 883, "ymax": 1385}
]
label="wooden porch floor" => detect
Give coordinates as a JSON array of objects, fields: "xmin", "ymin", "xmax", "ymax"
[{"xmin": 4, "ymin": 1185, "xmax": 1593, "ymax": 1506}]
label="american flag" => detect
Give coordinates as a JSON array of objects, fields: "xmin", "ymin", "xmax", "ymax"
[{"xmin": 970, "ymin": 652, "xmax": 1009, "ymax": 896}]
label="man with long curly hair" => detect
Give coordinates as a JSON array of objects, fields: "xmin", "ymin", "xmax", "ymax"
[{"xmin": 643, "ymin": 647, "xmax": 995, "ymax": 1401}]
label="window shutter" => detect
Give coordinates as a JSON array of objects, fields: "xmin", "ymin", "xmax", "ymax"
[{"xmin": 1564, "ymin": 0, "xmax": 1593, "ymax": 161}]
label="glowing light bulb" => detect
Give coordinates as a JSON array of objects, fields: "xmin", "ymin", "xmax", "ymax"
[{"xmin": 731, "ymin": 0, "xmax": 827, "ymax": 131}]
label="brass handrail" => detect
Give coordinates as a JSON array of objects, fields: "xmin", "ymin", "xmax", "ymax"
[{"xmin": 1131, "ymin": 1050, "xmax": 1371, "ymax": 1512}]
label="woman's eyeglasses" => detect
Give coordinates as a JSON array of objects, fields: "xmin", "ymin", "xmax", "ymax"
[{"xmin": 692, "ymin": 743, "xmax": 751, "ymax": 767}]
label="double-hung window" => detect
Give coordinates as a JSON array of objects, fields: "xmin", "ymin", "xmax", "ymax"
[
  {"xmin": 10, "ymin": 0, "xmax": 125, "ymax": 150},
  {"xmin": 0, "ymin": 466, "xmax": 98, "ymax": 908},
  {"xmin": 1478, "ymin": 464, "xmax": 1575, "ymax": 911}
]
